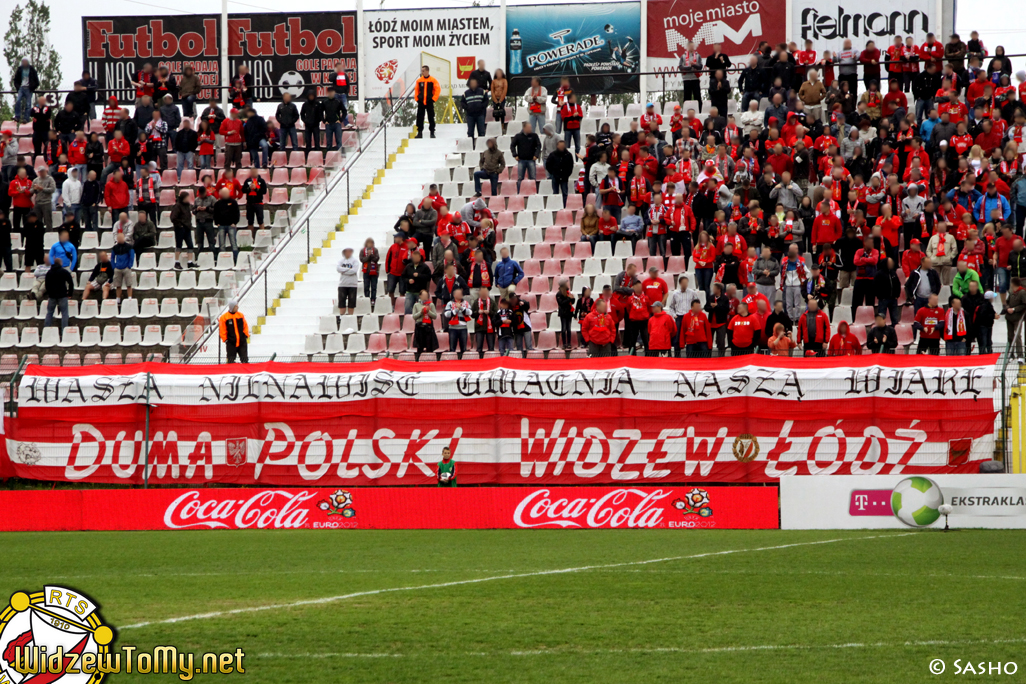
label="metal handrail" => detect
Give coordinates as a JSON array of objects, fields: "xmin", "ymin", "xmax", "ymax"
[
  {"xmin": 999, "ymin": 310, "xmax": 1026, "ymax": 469},
  {"xmin": 182, "ymin": 82, "xmax": 417, "ymax": 361}
]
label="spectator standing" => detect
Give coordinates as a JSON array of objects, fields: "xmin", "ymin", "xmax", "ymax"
[
  {"xmin": 490, "ymin": 69, "xmax": 509, "ymax": 133},
  {"xmin": 336, "ymin": 247, "xmax": 359, "ymax": 319},
  {"xmin": 212, "ymin": 189, "xmax": 240, "ymax": 261},
  {"xmin": 219, "ymin": 300, "xmax": 250, "ymax": 363},
  {"xmin": 43, "ymin": 257, "xmax": 73, "ymax": 331},
  {"xmin": 13, "ymin": 59, "xmax": 39, "ymax": 124},
  {"xmin": 524, "ymin": 77, "xmax": 548, "ymax": 134},
  {"xmin": 582, "ymin": 299, "xmax": 617, "ymax": 357},
  {"xmin": 193, "ymin": 186, "xmax": 216, "ymax": 253},
  {"xmin": 415, "ymin": 66, "xmax": 441, "ymax": 139},
  {"xmin": 462, "ymin": 78, "xmax": 488, "ymax": 141},
  {"xmin": 444, "ymin": 288, "xmax": 472, "ymax": 355},
  {"xmin": 169, "ymin": 191, "xmax": 197, "ymax": 269},
  {"xmin": 545, "ymin": 139, "xmax": 574, "ymax": 202},
  {"xmin": 413, "ymin": 289, "xmax": 439, "ymax": 358},
  {"xmin": 511, "ymin": 122, "xmax": 541, "ymax": 192},
  {"xmin": 275, "ymin": 93, "xmax": 300, "ymax": 152},
  {"xmin": 403, "ymin": 250, "xmax": 433, "ymax": 314},
  {"xmin": 31, "ymin": 167, "xmax": 56, "ymax": 230},
  {"xmin": 301, "ymin": 91, "xmax": 323, "ymax": 153},
  {"xmin": 359, "ymin": 238, "xmax": 380, "ymax": 309},
  {"xmin": 110, "ymin": 232, "xmax": 135, "ymax": 300}
]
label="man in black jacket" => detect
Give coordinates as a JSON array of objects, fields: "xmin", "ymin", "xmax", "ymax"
[
  {"xmin": 545, "ymin": 140, "xmax": 574, "ymax": 202},
  {"xmin": 1008, "ymin": 240, "xmax": 1026, "ymax": 280},
  {"xmin": 53, "ymin": 103, "xmax": 82, "ymax": 148},
  {"xmin": 322, "ymin": 88, "xmax": 344, "ymax": 152},
  {"xmin": 738, "ymin": 56, "xmax": 764, "ymax": 112},
  {"xmin": 867, "ymin": 313, "xmax": 898, "ymax": 352},
  {"xmin": 911, "ymin": 63, "xmax": 942, "ymax": 122},
  {"xmin": 30, "ymin": 96, "xmax": 52, "ymax": 157},
  {"xmin": 873, "ymin": 257, "xmax": 902, "ymax": 325},
  {"xmin": 175, "ymin": 119, "xmax": 199, "ymax": 180},
  {"xmin": 301, "ymin": 91, "xmax": 322, "ymax": 152},
  {"xmin": 241, "ymin": 168, "xmax": 268, "ymax": 231},
  {"xmin": 461, "ymin": 79, "xmax": 488, "ymax": 141},
  {"xmin": 402, "ymin": 250, "xmax": 433, "ymax": 314},
  {"xmin": 904, "ymin": 256, "xmax": 942, "ymax": 311},
  {"xmin": 43, "ymin": 257, "xmax": 74, "ymax": 331},
  {"xmin": 13, "ymin": 58, "xmax": 40, "ymax": 124},
  {"xmin": 467, "ymin": 60, "xmax": 492, "ymax": 91},
  {"xmin": 275, "ymin": 93, "xmax": 300, "ymax": 152},
  {"xmin": 511, "ymin": 122, "xmax": 541, "ymax": 193}
]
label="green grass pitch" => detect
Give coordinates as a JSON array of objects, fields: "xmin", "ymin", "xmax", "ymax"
[{"xmin": 2, "ymin": 529, "xmax": 1025, "ymax": 682}]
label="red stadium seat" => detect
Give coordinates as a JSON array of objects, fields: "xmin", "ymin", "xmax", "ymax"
[{"xmin": 287, "ymin": 151, "xmax": 306, "ymax": 168}]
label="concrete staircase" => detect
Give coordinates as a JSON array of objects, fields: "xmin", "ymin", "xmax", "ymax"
[{"xmin": 248, "ymin": 125, "xmax": 463, "ymax": 358}]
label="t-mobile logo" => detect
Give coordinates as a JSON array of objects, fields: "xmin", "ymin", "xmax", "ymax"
[{"xmin": 849, "ymin": 489, "xmax": 891, "ymax": 516}]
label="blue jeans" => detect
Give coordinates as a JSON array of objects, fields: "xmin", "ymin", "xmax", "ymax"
[
  {"xmin": 997, "ymin": 267, "xmax": 1010, "ymax": 293},
  {"xmin": 177, "ymin": 151, "xmax": 195, "ymax": 179},
  {"xmin": 474, "ymin": 170, "xmax": 498, "ymax": 195},
  {"xmin": 182, "ymin": 95, "xmax": 198, "ymax": 117},
  {"xmin": 253, "ymin": 139, "xmax": 270, "ymax": 167},
  {"xmin": 334, "ymin": 93, "xmax": 350, "ymax": 126},
  {"xmin": 517, "ymin": 159, "xmax": 536, "ymax": 192},
  {"xmin": 280, "ymin": 125, "xmax": 299, "ymax": 151},
  {"xmin": 324, "ymin": 123, "xmax": 343, "ymax": 151},
  {"xmin": 877, "ymin": 298, "xmax": 899, "ymax": 325},
  {"xmin": 199, "ymin": 154, "xmax": 212, "ymax": 170},
  {"xmin": 217, "ymin": 225, "xmax": 239, "ymax": 259},
  {"xmin": 15, "ymin": 86, "xmax": 32, "ymax": 122},
  {"xmin": 467, "ymin": 114, "xmax": 486, "ymax": 139},
  {"xmin": 529, "ymin": 113, "xmax": 545, "ymax": 134},
  {"xmin": 946, "ymin": 339, "xmax": 967, "ymax": 356},
  {"xmin": 695, "ymin": 268, "xmax": 714, "ymax": 296},
  {"xmin": 977, "ymin": 326, "xmax": 993, "ymax": 354},
  {"xmin": 64, "ymin": 203, "xmax": 79, "ymax": 219},
  {"xmin": 44, "ymin": 297, "xmax": 69, "ymax": 330},
  {"xmin": 564, "ymin": 129, "xmax": 580, "ymax": 153}
]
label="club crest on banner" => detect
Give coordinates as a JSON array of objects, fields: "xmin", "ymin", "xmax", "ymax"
[{"xmin": 732, "ymin": 434, "xmax": 759, "ymax": 463}]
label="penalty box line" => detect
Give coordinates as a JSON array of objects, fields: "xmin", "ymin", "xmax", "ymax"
[{"xmin": 120, "ymin": 532, "xmax": 915, "ymax": 630}]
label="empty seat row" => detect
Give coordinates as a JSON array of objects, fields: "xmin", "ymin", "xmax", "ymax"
[{"xmin": 0, "ymin": 324, "xmax": 189, "ymax": 348}]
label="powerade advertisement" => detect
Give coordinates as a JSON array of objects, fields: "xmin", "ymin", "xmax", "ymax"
[{"xmin": 506, "ymin": 2, "xmax": 641, "ymax": 94}]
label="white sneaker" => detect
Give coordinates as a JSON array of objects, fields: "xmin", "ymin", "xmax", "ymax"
[{"xmin": 342, "ymin": 327, "xmax": 355, "ymax": 335}]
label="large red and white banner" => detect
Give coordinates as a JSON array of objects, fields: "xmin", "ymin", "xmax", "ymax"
[
  {"xmin": 4, "ymin": 356, "xmax": 997, "ymax": 487},
  {"xmin": 646, "ymin": 0, "xmax": 786, "ymax": 89},
  {"xmin": 0, "ymin": 486, "xmax": 778, "ymax": 531}
]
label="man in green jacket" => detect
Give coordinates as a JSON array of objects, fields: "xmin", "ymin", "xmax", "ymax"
[
  {"xmin": 951, "ymin": 261, "xmax": 981, "ymax": 299},
  {"xmin": 437, "ymin": 447, "xmax": 457, "ymax": 487}
]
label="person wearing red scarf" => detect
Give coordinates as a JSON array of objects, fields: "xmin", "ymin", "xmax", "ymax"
[
  {"xmin": 680, "ymin": 299, "xmax": 712, "ymax": 357},
  {"xmin": 727, "ymin": 302, "xmax": 759, "ymax": 354},
  {"xmin": 646, "ymin": 301, "xmax": 677, "ymax": 356}
]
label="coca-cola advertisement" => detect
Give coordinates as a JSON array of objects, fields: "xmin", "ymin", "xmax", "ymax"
[
  {"xmin": 82, "ymin": 12, "xmax": 358, "ymax": 103},
  {"xmin": 4, "ymin": 357, "xmax": 998, "ymax": 487},
  {"xmin": 0, "ymin": 486, "xmax": 779, "ymax": 532}
]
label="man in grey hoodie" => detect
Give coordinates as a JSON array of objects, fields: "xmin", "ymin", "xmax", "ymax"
[{"xmin": 460, "ymin": 198, "xmax": 487, "ymax": 231}]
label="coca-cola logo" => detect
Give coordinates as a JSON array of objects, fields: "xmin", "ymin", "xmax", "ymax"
[
  {"xmin": 513, "ymin": 489, "xmax": 672, "ymax": 528},
  {"xmin": 164, "ymin": 490, "xmax": 316, "ymax": 530}
]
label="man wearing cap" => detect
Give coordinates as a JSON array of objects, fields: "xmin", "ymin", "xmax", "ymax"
[
  {"xmin": 219, "ymin": 300, "xmax": 250, "ymax": 363},
  {"xmin": 646, "ymin": 301, "xmax": 677, "ymax": 357},
  {"xmin": 975, "ymin": 182, "xmax": 1011, "ymax": 225}
]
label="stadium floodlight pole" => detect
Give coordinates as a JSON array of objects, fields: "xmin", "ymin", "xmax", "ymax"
[
  {"xmin": 640, "ymin": 0, "xmax": 648, "ymax": 100},
  {"xmin": 357, "ymin": 0, "xmax": 365, "ymax": 116},
  {"xmin": 221, "ymin": 0, "xmax": 230, "ymax": 110},
  {"xmin": 499, "ymin": 0, "xmax": 506, "ymax": 76},
  {"xmin": 143, "ymin": 372, "xmax": 152, "ymax": 489}
]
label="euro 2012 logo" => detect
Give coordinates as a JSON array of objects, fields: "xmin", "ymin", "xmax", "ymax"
[
  {"xmin": 317, "ymin": 490, "xmax": 355, "ymax": 518},
  {"xmin": 672, "ymin": 489, "xmax": 713, "ymax": 517},
  {"xmin": 0, "ymin": 586, "xmax": 114, "ymax": 683}
]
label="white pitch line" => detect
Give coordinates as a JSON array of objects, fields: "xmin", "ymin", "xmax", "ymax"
[
  {"xmin": 120, "ymin": 532, "xmax": 913, "ymax": 630},
  {"xmin": 252, "ymin": 636, "xmax": 1026, "ymax": 660}
]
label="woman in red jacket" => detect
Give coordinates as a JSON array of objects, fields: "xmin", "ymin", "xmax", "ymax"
[
  {"xmin": 581, "ymin": 299, "xmax": 617, "ymax": 357},
  {"xmin": 646, "ymin": 302, "xmax": 678, "ymax": 357}
]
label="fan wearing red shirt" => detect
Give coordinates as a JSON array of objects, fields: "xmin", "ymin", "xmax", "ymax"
[
  {"xmin": 885, "ymin": 38, "xmax": 906, "ymax": 82},
  {"xmin": 641, "ymin": 268, "xmax": 669, "ymax": 307},
  {"xmin": 624, "ymin": 282, "xmax": 651, "ymax": 351},
  {"xmin": 913, "ymin": 294, "xmax": 944, "ymax": 354},
  {"xmin": 679, "ymin": 300, "xmax": 712, "ymax": 357},
  {"xmin": 949, "ymin": 124, "xmax": 974, "ymax": 156},
  {"xmin": 640, "ymin": 105, "xmax": 662, "ymax": 130},
  {"xmin": 106, "ymin": 131, "xmax": 131, "ymax": 164},
  {"xmin": 974, "ymin": 120, "xmax": 1003, "ymax": 156},
  {"xmin": 598, "ymin": 209, "xmax": 619, "ymax": 237},
  {"xmin": 766, "ymin": 144, "xmax": 793, "ymax": 177},
  {"xmin": 812, "ymin": 202, "xmax": 842, "ymax": 250},
  {"xmin": 920, "ymin": 35, "xmax": 945, "ymax": 70},
  {"xmin": 727, "ymin": 302, "xmax": 758, "ymax": 354},
  {"xmin": 939, "ymin": 95, "xmax": 967, "ymax": 124},
  {"xmin": 423, "ymin": 185, "xmax": 448, "ymax": 213}
]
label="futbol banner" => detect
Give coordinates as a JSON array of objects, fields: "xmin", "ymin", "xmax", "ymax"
[
  {"xmin": 3, "ymin": 356, "xmax": 997, "ymax": 487},
  {"xmin": 647, "ymin": 0, "xmax": 786, "ymax": 90},
  {"xmin": 83, "ymin": 12, "xmax": 358, "ymax": 103},
  {"xmin": 506, "ymin": 3, "xmax": 641, "ymax": 94},
  {"xmin": 791, "ymin": 0, "xmax": 933, "ymax": 54},
  {"xmin": 0, "ymin": 485, "xmax": 778, "ymax": 531},
  {"xmin": 364, "ymin": 8, "xmax": 502, "ymax": 100}
]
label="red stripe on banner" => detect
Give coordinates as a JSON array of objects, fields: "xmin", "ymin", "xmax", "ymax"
[
  {"xmin": 18, "ymin": 354, "xmax": 1002, "ymax": 378},
  {"xmin": 0, "ymin": 486, "xmax": 779, "ymax": 531}
]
